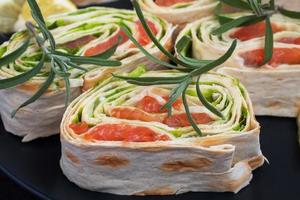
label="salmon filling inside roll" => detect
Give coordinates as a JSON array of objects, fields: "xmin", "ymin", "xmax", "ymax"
[
  {"xmin": 83, "ymin": 123, "xmax": 170, "ymax": 142},
  {"xmin": 69, "ymin": 94, "xmax": 213, "ymax": 141},
  {"xmin": 229, "ymin": 21, "xmax": 300, "ymax": 67},
  {"xmin": 82, "ymin": 20, "xmax": 157, "ymax": 56}
]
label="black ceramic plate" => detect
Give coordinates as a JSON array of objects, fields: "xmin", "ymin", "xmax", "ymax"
[{"xmin": 1, "ymin": 1, "xmax": 300, "ymax": 200}]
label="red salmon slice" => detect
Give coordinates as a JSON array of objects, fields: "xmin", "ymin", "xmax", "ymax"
[
  {"xmin": 137, "ymin": 96, "xmax": 167, "ymax": 113},
  {"xmin": 155, "ymin": 0, "xmax": 194, "ymax": 7},
  {"xmin": 84, "ymin": 123, "xmax": 170, "ymax": 142},
  {"xmin": 69, "ymin": 122, "xmax": 89, "ymax": 134},
  {"xmin": 136, "ymin": 95, "xmax": 182, "ymax": 113},
  {"xmin": 84, "ymin": 29, "xmax": 129, "ymax": 56},
  {"xmin": 108, "ymin": 106, "xmax": 165, "ymax": 122},
  {"xmin": 84, "ymin": 20, "xmax": 158, "ymax": 56},
  {"xmin": 163, "ymin": 113, "xmax": 213, "ymax": 128},
  {"xmin": 277, "ymin": 37, "xmax": 300, "ymax": 45},
  {"xmin": 240, "ymin": 48, "xmax": 300, "ymax": 67},
  {"xmin": 162, "ymin": 96, "xmax": 182, "ymax": 110},
  {"xmin": 230, "ymin": 21, "xmax": 282, "ymax": 41},
  {"xmin": 130, "ymin": 20, "xmax": 158, "ymax": 47},
  {"xmin": 62, "ymin": 35, "xmax": 96, "ymax": 50}
]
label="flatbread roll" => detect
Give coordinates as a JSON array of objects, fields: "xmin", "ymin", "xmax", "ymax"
[
  {"xmin": 176, "ymin": 12, "xmax": 300, "ymax": 117},
  {"xmin": 60, "ymin": 69, "xmax": 263, "ymax": 195}
]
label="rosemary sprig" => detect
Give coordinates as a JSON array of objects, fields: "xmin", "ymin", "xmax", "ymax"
[
  {"xmin": 113, "ymin": 0, "xmax": 237, "ymax": 136},
  {"xmin": 214, "ymin": 0, "xmax": 300, "ymax": 66},
  {"xmin": 219, "ymin": 0, "xmax": 251, "ymax": 10},
  {"xmin": 278, "ymin": 7, "xmax": 300, "ymax": 19},
  {"xmin": 0, "ymin": 0, "xmax": 122, "ymax": 117},
  {"xmin": 0, "ymin": 39, "xmax": 30, "ymax": 67}
]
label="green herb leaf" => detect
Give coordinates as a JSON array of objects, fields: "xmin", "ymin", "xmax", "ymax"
[
  {"xmin": 131, "ymin": 0, "xmax": 193, "ymax": 68},
  {"xmin": 27, "ymin": 0, "xmax": 56, "ymax": 50},
  {"xmin": 263, "ymin": 17, "xmax": 273, "ymax": 65},
  {"xmin": 50, "ymin": 58, "xmax": 69, "ymax": 77},
  {"xmin": 113, "ymin": 73, "xmax": 188, "ymax": 85},
  {"xmin": 0, "ymin": 39, "xmax": 30, "ymax": 67},
  {"xmin": 27, "ymin": 0, "xmax": 45, "ymax": 24},
  {"xmin": 211, "ymin": 15, "xmax": 258, "ymax": 35},
  {"xmin": 214, "ymin": 3, "xmax": 235, "ymax": 25},
  {"xmin": 182, "ymin": 89, "xmax": 202, "ymax": 136},
  {"xmin": 31, "ymin": 11, "xmax": 56, "ymax": 50},
  {"xmin": 161, "ymin": 77, "xmax": 191, "ymax": 112},
  {"xmin": 68, "ymin": 56, "xmax": 121, "ymax": 66},
  {"xmin": 279, "ymin": 7, "xmax": 300, "ymax": 19},
  {"xmin": 176, "ymin": 36, "xmax": 211, "ymax": 68},
  {"xmin": 121, "ymin": 26, "xmax": 177, "ymax": 69},
  {"xmin": 63, "ymin": 76, "xmax": 71, "ymax": 106},
  {"xmin": 191, "ymin": 40, "xmax": 237, "ymax": 76},
  {"xmin": 54, "ymin": 50, "xmax": 122, "ymax": 67},
  {"xmin": 217, "ymin": 15, "xmax": 235, "ymax": 25},
  {"xmin": 51, "ymin": 57, "xmax": 71, "ymax": 106},
  {"xmin": 269, "ymin": 0, "xmax": 275, "ymax": 10},
  {"xmin": 196, "ymin": 76, "xmax": 224, "ymax": 119},
  {"xmin": 67, "ymin": 62, "xmax": 88, "ymax": 72},
  {"xmin": 247, "ymin": 0, "xmax": 263, "ymax": 16},
  {"xmin": 11, "ymin": 69, "xmax": 55, "ymax": 118},
  {"xmin": 219, "ymin": 0, "xmax": 251, "ymax": 10},
  {"xmin": 0, "ymin": 53, "xmax": 45, "ymax": 89}
]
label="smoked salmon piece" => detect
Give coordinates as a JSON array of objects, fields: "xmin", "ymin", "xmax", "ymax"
[
  {"xmin": 240, "ymin": 48, "xmax": 300, "ymax": 67},
  {"xmin": 84, "ymin": 30, "xmax": 128, "ymax": 56},
  {"xmin": 62, "ymin": 35, "xmax": 96, "ymax": 50},
  {"xmin": 136, "ymin": 95, "xmax": 182, "ymax": 113},
  {"xmin": 130, "ymin": 20, "xmax": 158, "ymax": 47},
  {"xmin": 137, "ymin": 96, "xmax": 167, "ymax": 113},
  {"xmin": 109, "ymin": 107, "xmax": 165, "ymax": 122},
  {"xmin": 230, "ymin": 21, "xmax": 282, "ymax": 41},
  {"xmin": 84, "ymin": 20, "xmax": 158, "ymax": 56},
  {"xmin": 69, "ymin": 122, "xmax": 89, "ymax": 134},
  {"xmin": 163, "ymin": 113, "xmax": 213, "ymax": 128},
  {"xmin": 84, "ymin": 123, "xmax": 170, "ymax": 142},
  {"xmin": 277, "ymin": 37, "xmax": 300, "ymax": 45}
]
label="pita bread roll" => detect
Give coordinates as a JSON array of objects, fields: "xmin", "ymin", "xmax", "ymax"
[
  {"xmin": 176, "ymin": 13, "xmax": 300, "ymax": 117},
  {"xmin": 60, "ymin": 69, "xmax": 263, "ymax": 195}
]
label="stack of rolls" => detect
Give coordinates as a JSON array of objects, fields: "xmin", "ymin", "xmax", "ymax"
[
  {"xmin": 176, "ymin": 12, "xmax": 300, "ymax": 117},
  {"xmin": 60, "ymin": 69, "xmax": 263, "ymax": 195},
  {"xmin": 0, "ymin": 7, "xmax": 174, "ymax": 141}
]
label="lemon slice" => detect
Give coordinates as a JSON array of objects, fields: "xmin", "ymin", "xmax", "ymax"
[
  {"xmin": 21, "ymin": 0, "xmax": 77, "ymax": 21},
  {"xmin": 14, "ymin": 0, "xmax": 77, "ymax": 31},
  {"xmin": 0, "ymin": 0, "xmax": 25, "ymax": 32}
]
